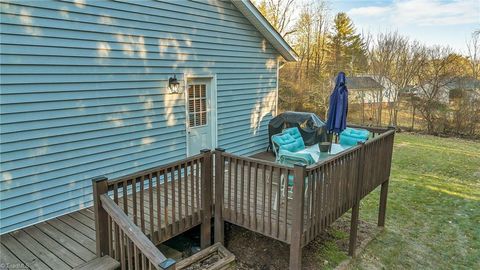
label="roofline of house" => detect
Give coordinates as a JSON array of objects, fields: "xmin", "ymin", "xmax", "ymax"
[{"xmin": 231, "ymin": 0, "xmax": 299, "ymax": 62}]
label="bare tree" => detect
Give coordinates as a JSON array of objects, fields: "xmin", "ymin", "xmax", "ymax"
[
  {"xmin": 275, "ymin": 1, "xmax": 332, "ymax": 115},
  {"xmin": 367, "ymin": 32, "xmax": 401, "ymax": 125},
  {"xmin": 416, "ymin": 46, "xmax": 461, "ymax": 133},
  {"xmin": 466, "ymin": 30, "xmax": 480, "ymax": 80},
  {"xmin": 461, "ymin": 30, "xmax": 480, "ymax": 135},
  {"xmin": 257, "ymin": 0, "xmax": 297, "ymax": 39},
  {"xmin": 367, "ymin": 32, "xmax": 425, "ymax": 127},
  {"xmin": 389, "ymin": 40, "xmax": 427, "ymax": 126}
]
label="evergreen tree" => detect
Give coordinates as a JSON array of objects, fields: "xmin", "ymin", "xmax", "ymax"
[{"xmin": 329, "ymin": 12, "xmax": 367, "ymax": 75}]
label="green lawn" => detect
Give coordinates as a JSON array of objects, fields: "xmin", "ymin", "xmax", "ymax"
[{"xmin": 348, "ymin": 133, "xmax": 480, "ymax": 269}]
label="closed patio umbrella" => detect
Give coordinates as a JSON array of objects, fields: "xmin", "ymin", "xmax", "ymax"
[{"xmin": 326, "ymin": 72, "xmax": 348, "ymax": 134}]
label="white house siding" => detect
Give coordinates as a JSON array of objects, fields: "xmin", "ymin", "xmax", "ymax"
[{"xmin": 0, "ymin": 0, "xmax": 279, "ymax": 234}]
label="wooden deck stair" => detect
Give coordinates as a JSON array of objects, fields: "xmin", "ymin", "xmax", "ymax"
[{"xmin": 72, "ymin": 255, "xmax": 120, "ymax": 270}]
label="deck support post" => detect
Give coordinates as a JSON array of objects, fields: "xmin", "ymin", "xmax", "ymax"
[
  {"xmin": 378, "ymin": 179, "xmax": 389, "ymax": 227},
  {"xmin": 214, "ymin": 148, "xmax": 226, "ymax": 245},
  {"xmin": 349, "ymin": 201, "xmax": 360, "ymax": 256},
  {"xmin": 92, "ymin": 176, "xmax": 109, "ymax": 257},
  {"xmin": 289, "ymin": 163, "xmax": 306, "ymax": 270},
  {"xmin": 200, "ymin": 149, "xmax": 213, "ymax": 249},
  {"xmin": 349, "ymin": 142, "xmax": 365, "ymax": 256}
]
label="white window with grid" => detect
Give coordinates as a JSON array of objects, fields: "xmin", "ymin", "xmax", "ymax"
[{"xmin": 188, "ymin": 84, "xmax": 207, "ymax": 127}]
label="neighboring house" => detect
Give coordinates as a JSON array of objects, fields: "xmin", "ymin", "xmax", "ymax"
[
  {"xmin": 408, "ymin": 77, "xmax": 480, "ymax": 104},
  {"xmin": 0, "ymin": 0, "xmax": 297, "ymax": 234},
  {"xmin": 447, "ymin": 77, "xmax": 480, "ymax": 103},
  {"xmin": 346, "ymin": 75, "xmax": 394, "ymax": 104}
]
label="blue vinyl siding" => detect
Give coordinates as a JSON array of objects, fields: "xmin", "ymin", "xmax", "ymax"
[{"xmin": 0, "ymin": 0, "xmax": 279, "ymax": 234}]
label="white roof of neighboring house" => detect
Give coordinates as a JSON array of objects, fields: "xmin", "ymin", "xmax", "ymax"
[
  {"xmin": 346, "ymin": 76, "xmax": 383, "ymax": 90},
  {"xmin": 231, "ymin": 0, "xmax": 298, "ymax": 62}
]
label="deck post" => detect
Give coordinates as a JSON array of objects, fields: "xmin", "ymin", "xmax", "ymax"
[
  {"xmin": 349, "ymin": 142, "xmax": 365, "ymax": 256},
  {"xmin": 92, "ymin": 176, "xmax": 109, "ymax": 257},
  {"xmin": 289, "ymin": 163, "xmax": 306, "ymax": 270},
  {"xmin": 214, "ymin": 148, "xmax": 226, "ymax": 244},
  {"xmin": 200, "ymin": 149, "xmax": 213, "ymax": 249},
  {"xmin": 378, "ymin": 126, "xmax": 395, "ymax": 228},
  {"xmin": 349, "ymin": 201, "xmax": 360, "ymax": 256},
  {"xmin": 378, "ymin": 179, "xmax": 389, "ymax": 227}
]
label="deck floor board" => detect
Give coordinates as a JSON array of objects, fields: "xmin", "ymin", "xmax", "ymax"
[
  {"xmin": 69, "ymin": 211, "xmax": 95, "ymax": 229},
  {"xmin": 46, "ymin": 219, "xmax": 96, "ymax": 254},
  {"xmin": 23, "ymin": 225, "xmax": 85, "ymax": 268},
  {"xmin": 1, "ymin": 232, "xmax": 51, "ymax": 270},
  {"xmin": 35, "ymin": 222, "xmax": 96, "ymax": 262},
  {"xmin": 0, "ymin": 242, "xmax": 25, "ymax": 268},
  {"xmin": 12, "ymin": 229, "xmax": 71, "ymax": 270},
  {"xmin": 57, "ymin": 215, "xmax": 96, "ymax": 241}
]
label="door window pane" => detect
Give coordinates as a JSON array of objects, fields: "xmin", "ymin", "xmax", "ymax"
[
  {"xmin": 188, "ymin": 84, "xmax": 207, "ymax": 127},
  {"xmin": 189, "ymin": 113, "xmax": 195, "ymax": 127},
  {"xmin": 188, "ymin": 85, "xmax": 194, "ymax": 99},
  {"xmin": 200, "ymin": 112, "xmax": 207, "ymax": 125}
]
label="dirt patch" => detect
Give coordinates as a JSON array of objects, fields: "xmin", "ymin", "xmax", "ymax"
[{"xmin": 225, "ymin": 216, "xmax": 379, "ymax": 269}]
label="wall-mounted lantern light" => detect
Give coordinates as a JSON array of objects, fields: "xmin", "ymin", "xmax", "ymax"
[{"xmin": 168, "ymin": 74, "xmax": 181, "ymax": 94}]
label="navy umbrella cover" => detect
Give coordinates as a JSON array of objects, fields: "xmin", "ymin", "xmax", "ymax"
[{"xmin": 326, "ymin": 72, "xmax": 349, "ymax": 134}]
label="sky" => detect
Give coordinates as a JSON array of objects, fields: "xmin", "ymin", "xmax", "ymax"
[{"xmin": 328, "ymin": 0, "xmax": 480, "ymax": 54}]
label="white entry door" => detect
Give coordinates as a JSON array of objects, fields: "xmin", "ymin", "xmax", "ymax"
[{"xmin": 186, "ymin": 79, "xmax": 214, "ymax": 156}]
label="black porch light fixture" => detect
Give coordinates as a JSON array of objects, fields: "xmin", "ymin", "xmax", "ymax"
[{"xmin": 168, "ymin": 74, "xmax": 180, "ymax": 94}]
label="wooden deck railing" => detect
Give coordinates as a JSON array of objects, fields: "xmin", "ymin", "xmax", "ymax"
[
  {"xmin": 92, "ymin": 150, "xmax": 213, "ymax": 270},
  {"xmin": 359, "ymin": 129, "xmax": 395, "ymax": 198},
  {"xmin": 100, "ymin": 194, "xmax": 176, "ymax": 270},
  {"xmin": 301, "ymin": 144, "xmax": 363, "ymax": 245},
  {"xmin": 214, "ymin": 126, "xmax": 395, "ymax": 269},
  {"xmin": 214, "ymin": 150, "xmax": 294, "ymax": 243},
  {"xmin": 92, "ymin": 126, "xmax": 395, "ymax": 270}
]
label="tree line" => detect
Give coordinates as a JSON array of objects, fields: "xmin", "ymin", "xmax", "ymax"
[{"xmin": 257, "ymin": 0, "xmax": 480, "ymax": 137}]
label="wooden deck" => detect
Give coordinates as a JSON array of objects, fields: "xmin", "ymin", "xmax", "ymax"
[
  {"xmin": 0, "ymin": 128, "xmax": 395, "ymax": 270},
  {"xmin": 250, "ymin": 151, "xmax": 276, "ymax": 162},
  {"xmin": 0, "ymin": 178, "xmax": 203, "ymax": 269},
  {"xmin": 0, "ymin": 173, "xmax": 278, "ymax": 270},
  {"xmin": 1, "ymin": 208, "xmax": 97, "ymax": 270}
]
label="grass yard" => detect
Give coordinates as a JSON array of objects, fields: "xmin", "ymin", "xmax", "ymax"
[{"xmin": 346, "ymin": 133, "xmax": 480, "ymax": 269}]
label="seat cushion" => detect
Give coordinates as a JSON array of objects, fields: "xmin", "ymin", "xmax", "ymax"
[
  {"xmin": 272, "ymin": 133, "xmax": 296, "ymax": 150},
  {"xmin": 341, "ymin": 127, "xmax": 370, "ymax": 139},
  {"xmin": 272, "ymin": 128, "xmax": 306, "ymax": 153},
  {"xmin": 281, "ymin": 127, "xmax": 305, "ymax": 151},
  {"xmin": 340, "ymin": 128, "xmax": 370, "ymax": 146}
]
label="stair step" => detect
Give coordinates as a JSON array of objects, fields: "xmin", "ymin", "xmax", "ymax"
[
  {"xmin": 159, "ymin": 244, "xmax": 183, "ymax": 261},
  {"xmin": 73, "ymin": 255, "xmax": 120, "ymax": 270},
  {"xmin": 177, "ymin": 243, "xmax": 235, "ymax": 270}
]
